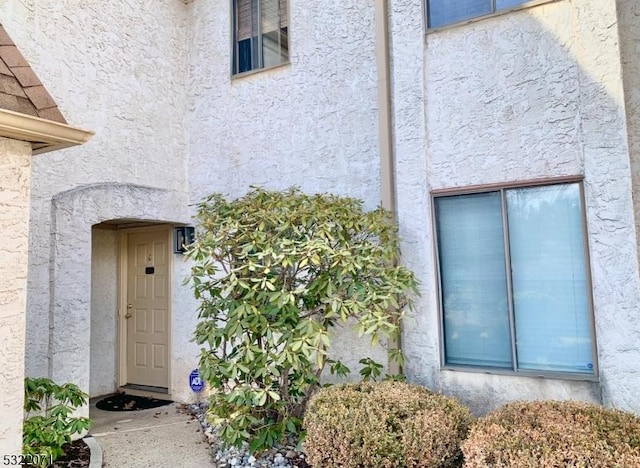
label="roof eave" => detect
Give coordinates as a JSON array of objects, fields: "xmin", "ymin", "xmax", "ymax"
[{"xmin": 0, "ymin": 108, "xmax": 94, "ymax": 155}]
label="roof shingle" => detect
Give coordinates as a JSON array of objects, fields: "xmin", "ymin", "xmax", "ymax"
[{"xmin": 0, "ymin": 24, "xmax": 67, "ymax": 124}]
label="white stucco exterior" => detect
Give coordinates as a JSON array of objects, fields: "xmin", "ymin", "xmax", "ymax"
[
  {"xmin": 90, "ymin": 227, "xmax": 119, "ymax": 397},
  {"xmin": 619, "ymin": 0, "xmax": 640, "ymax": 264},
  {"xmin": 49, "ymin": 184, "xmax": 191, "ymax": 411},
  {"xmin": 186, "ymin": 0, "xmax": 380, "ymax": 205},
  {"xmin": 1, "ymin": 0, "xmax": 639, "ymax": 432},
  {"xmin": 0, "ymin": 0, "xmax": 199, "ymax": 405},
  {"xmin": 0, "ymin": 137, "xmax": 31, "ymax": 455},
  {"xmin": 0, "ymin": 0, "xmax": 191, "ymax": 386},
  {"xmin": 393, "ymin": 0, "xmax": 640, "ymax": 414},
  {"xmin": 186, "ymin": 0, "xmax": 390, "ymax": 382}
]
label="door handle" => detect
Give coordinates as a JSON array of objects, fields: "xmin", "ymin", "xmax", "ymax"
[{"xmin": 125, "ymin": 312, "xmax": 133, "ymax": 319}]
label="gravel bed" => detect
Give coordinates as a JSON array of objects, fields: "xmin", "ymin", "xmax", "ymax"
[{"xmin": 188, "ymin": 402, "xmax": 311, "ymax": 468}]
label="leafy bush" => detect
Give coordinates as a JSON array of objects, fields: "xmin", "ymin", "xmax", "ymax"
[
  {"xmin": 23, "ymin": 377, "xmax": 91, "ymax": 467},
  {"xmin": 462, "ymin": 400, "xmax": 640, "ymax": 467},
  {"xmin": 188, "ymin": 188, "xmax": 418, "ymax": 452},
  {"xmin": 303, "ymin": 381, "xmax": 472, "ymax": 468}
]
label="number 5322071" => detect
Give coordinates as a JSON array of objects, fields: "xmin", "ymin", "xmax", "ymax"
[{"xmin": 3, "ymin": 454, "xmax": 53, "ymax": 465}]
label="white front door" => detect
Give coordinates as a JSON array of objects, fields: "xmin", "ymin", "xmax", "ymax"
[{"xmin": 125, "ymin": 229, "xmax": 170, "ymax": 388}]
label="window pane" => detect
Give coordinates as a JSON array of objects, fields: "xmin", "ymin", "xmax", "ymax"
[
  {"xmin": 261, "ymin": 0, "xmax": 287, "ymax": 68},
  {"xmin": 262, "ymin": 30, "xmax": 288, "ymax": 68},
  {"xmin": 236, "ymin": 0, "xmax": 254, "ymax": 41},
  {"xmin": 436, "ymin": 193, "xmax": 513, "ymax": 368},
  {"xmin": 261, "ymin": 0, "xmax": 279, "ymax": 32},
  {"xmin": 280, "ymin": 0, "xmax": 288, "ymax": 28},
  {"xmin": 428, "ymin": 0, "xmax": 492, "ymax": 28},
  {"xmin": 237, "ymin": 39, "xmax": 253, "ymax": 74},
  {"xmin": 507, "ymin": 184, "xmax": 594, "ymax": 373},
  {"xmin": 235, "ymin": 0, "xmax": 257, "ymax": 74},
  {"xmin": 496, "ymin": 0, "xmax": 529, "ymax": 10}
]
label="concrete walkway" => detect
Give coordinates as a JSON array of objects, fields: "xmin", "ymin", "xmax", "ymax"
[{"xmin": 90, "ymin": 401, "xmax": 215, "ymax": 468}]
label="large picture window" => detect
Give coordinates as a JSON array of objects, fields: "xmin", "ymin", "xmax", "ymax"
[
  {"xmin": 233, "ymin": 0, "xmax": 289, "ymax": 75},
  {"xmin": 427, "ymin": 0, "xmax": 534, "ymax": 29},
  {"xmin": 434, "ymin": 182, "xmax": 596, "ymax": 376}
]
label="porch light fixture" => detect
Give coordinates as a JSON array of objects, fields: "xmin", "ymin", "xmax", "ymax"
[{"xmin": 173, "ymin": 226, "xmax": 195, "ymax": 254}]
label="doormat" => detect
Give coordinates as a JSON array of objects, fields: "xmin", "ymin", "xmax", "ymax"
[{"xmin": 95, "ymin": 392, "xmax": 172, "ymax": 412}]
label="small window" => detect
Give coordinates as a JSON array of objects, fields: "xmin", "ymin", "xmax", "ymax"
[
  {"xmin": 434, "ymin": 182, "xmax": 596, "ymax": 376},
  {"xmin": 233, "ymin": 0, "xmax": 289, "ymax": 75},
  {"xmin": 427, "ymin": 0, "xmax": 532, "ymax": 29}
]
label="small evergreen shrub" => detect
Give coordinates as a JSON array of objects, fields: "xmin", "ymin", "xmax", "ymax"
[
  {"xmin": 23, "ymin": 377, "xmax": 91, "ymax": 467},
  {"xmin": 462, "ymin": 400, "xmax": 640, "ymax": 467},
  {"xmin": 303, "ymin": 381, "xmax": 472, "ymax": 468},
  {"xmin": 188, "ymin": 188, "xmax": 418, "ymax": 452}
]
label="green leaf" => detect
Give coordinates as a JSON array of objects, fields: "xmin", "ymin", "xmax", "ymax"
[
  {"xmin": 188, "ymin": 187, "xmax": 418, "ymax": 452},
  {"xmin": 23, "ymin": 377, "xmax": 91, "ymax": 465}
]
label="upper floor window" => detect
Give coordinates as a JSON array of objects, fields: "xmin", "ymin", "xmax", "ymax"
[
  {"xmin": 434, "ymin": 182, "xmax": 597, "ymax": 376},
  {"xmin": 427, "ymin": 0, "xmax": 533, "ymax": 29},
  {"xmin": 233, "ymin": 0, "xmax": 289, "ymax": 76}
]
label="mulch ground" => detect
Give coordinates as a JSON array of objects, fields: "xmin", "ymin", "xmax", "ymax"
[
  {"xmin": 95, "ymin": 392, "xmax": 173, "ymax": 411},
  {"xmin": 53, "ymin": 440, "xmax": 90, "ymax": 468},
  {"xmin": 24, "ymin": 439, "xmax": 90, "ymax": 468}
]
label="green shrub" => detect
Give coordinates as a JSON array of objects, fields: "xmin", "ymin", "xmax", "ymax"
[
  {"xmin": 462, "ymin": 400, "xmax": 640, "ymax": 467},
  {"xmin": 23, "ymin": 377, "xmax": 91, "ymax": 467},
  {"xmin": 303, "ymin": 381, "xmax": 472, "ymax": 468},
  {"xmin": 188, "ymin": 188, "xmax": 418, "ymax": 452}
]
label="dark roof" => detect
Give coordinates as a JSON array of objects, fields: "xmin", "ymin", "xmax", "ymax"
[{"xmin": 0, "ymin": 24, "xmax": 67, "ymax": 124}]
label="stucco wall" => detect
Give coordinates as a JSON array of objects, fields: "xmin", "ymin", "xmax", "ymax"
[
  {"xmin": 185, "ymin": 1, "xmax": 390, "ymax": 383},
  {"xmin": 171, "ymin": 253, "xmax": 208, "ymax": 403},
  {"xmin": 0, "ymin": 0, "xmax": 190, "ymax": 382},
  {"xmin": 90, "ymin": 227, "xmax": 119, "ymax": 397},
  {"xmin": 50, "ymin": 184, "xmax": 189, "ymax": 414},
  {"xmin": 3, "ymin": 0, "xmax": 639, "ymax": 416},
  {"xmin": 394, "ymin": 0, "xmax": 640, "ymax": 414},
  {"xmin": 618, "ymin": 0, "xmax": 640, "ymax": 266},
  {"xmin": 186, "ymin": 1, "xmax": 381, "ymax": 205},
  {"xmin": 0, "ymin": 137, "xmax": 32, "ymax": 455},
  {"xmin": 0, "ymin": 1, "xmax": 189, "ymax": 196}
]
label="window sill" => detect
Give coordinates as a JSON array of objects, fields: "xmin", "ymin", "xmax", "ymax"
[
  {"xmin": 426, "ymin": 0, "xmax": 562, "ymax": 34},
  {"xmin": 441, "ymin": 365, "xmax": 599, "ymax": 383},
  {"xmin": 231, "ymin": 61, "xmax": 291, "ymax": 81}
]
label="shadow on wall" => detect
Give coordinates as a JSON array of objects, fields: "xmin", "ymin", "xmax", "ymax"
[{"xmin": 400, "ymin": 0, "xmax": 640, "ymax": 415}]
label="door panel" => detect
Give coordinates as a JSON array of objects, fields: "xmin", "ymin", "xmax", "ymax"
[{"xmin": 126, "ymin": 229, "xmax": 170, "ymax": 388}]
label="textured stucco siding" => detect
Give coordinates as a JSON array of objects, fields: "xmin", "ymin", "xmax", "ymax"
[
  {"xmin": 185, "ymin": 1, "xmax": 389, "ymax": 382},
  {"xmin": 425, "ymin": 4, "xmax": 582, "ymax": 189},
  {"xmin": 171, "ymin": 254, "xmax": 209, "ymax": 403},
  {"xmin": 49, "ymin": 184, "xmax": 189, "ymax": 412},
  {"xmin": 0, "ymin": 0, "xmax": 191, "ymax": 384},
  {"xmin": 576, "ymin": 0, "xmax": 640, "ymax": 415},
  {"xmin": 394, "ymin": 0, "xmax": 640, "ymax": 414},
  {"xmin": 619, "ymin": 0, "xmax": 640, "ymax": 267},
  {"xmin": 0, "ymin": 1, "xmax": 189, "ymax": 196},
  {"xmin": 90, "ymin": 227, "xmax": 119, "ymax": 397},
  {"xmin": 0, "ymin": 138, "xmax": 32, "ymax": 455},
  {"xmin": 1, "ymin": 0, "xmax": 639, "ymax": 418},
  {"xmin": 186, "ymin": 1, "xmax": 381, "ymax": 206}
]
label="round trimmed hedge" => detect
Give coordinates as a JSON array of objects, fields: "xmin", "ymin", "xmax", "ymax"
[
  {"xmin": 303, "ymin": 380, "xmax": 472, "ymax": 468},
  {"xmin": 462, "ymin": 400, "xmax": 640, "ymax": 467}
]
